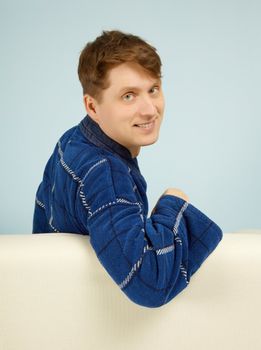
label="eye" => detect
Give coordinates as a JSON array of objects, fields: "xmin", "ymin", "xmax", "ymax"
[
  {"xmin": 122, "ymin": 93, "xmax": 135, "ymax": 102},
  {"xmin": 149, "ymin": 86, "xmax": 160, "ymax": 94}
]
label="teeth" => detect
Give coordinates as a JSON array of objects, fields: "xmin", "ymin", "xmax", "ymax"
[{"xmin": 136, "ymin": 122, "xmax": 153, "ymax": 128}]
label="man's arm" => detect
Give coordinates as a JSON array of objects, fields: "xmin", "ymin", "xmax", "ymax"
[{"xmin": 76, "ymin": 156, "xmax": 223, "ymax": 308}]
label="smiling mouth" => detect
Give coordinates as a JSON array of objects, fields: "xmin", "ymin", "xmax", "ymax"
[{"xmin": 134, "ymin": 121, "xmax": 155, "ymax": 129}]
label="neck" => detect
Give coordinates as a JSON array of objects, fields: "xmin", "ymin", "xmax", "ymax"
[{"xmin": 128, "ymin": 146, "xmax": 140, "ymax": 158}]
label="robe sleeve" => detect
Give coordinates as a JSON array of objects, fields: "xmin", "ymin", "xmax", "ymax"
[{"xmin": 77, "ymin": 156, "xmax": 223, "ymax": 308}]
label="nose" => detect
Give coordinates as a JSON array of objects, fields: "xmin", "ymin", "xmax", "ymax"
[{"xmin": 138, "ymin": 95, "xmax": 157, "ymax": 117}]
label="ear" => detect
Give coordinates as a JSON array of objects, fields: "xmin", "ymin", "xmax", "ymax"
[{"xmin": 83, "ymin": 94, "xmax": 100, "ymax": 123}]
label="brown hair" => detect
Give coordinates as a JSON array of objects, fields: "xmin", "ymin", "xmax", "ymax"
[{"xmin": 78, "ymin": 30, "xmax": 162, "ymax": 103}]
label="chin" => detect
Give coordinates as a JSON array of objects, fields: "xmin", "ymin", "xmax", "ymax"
[{"xmin": 141, "ymin": 137, "xmax": 159, "ymax": 147}]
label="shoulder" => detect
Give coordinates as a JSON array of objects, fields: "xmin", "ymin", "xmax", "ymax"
[
  {"xmin": 77, "ymin": 153, "xmax": 138, "ymax": 213},
  {"xmin": 55, "ymin": 126, "xmax": 138, "ymax": 207},
  {"xmin": 58, "ymin": 125, "xmax": 129, "ymax": 175},
  {"xmin": 82, "ymin": 153, "xmax": 135, "ymax": 195}
]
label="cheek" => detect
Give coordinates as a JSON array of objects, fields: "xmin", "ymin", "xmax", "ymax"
[
  {"xmin": 158, "ymin": 94, "xmax": 165, "ymax": 110},
  {"xmin": 117, "ymin": 107, "xmax": 135, "ymax": 123},
  {"xmin": 161, "ymin": 104, "xmax": 165, "ymax": 115},
  {"xmin": 160, "ymin": 98, "xmax": 165, "ymax": 110}
]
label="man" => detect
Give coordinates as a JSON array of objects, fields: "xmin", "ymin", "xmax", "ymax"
[{"xmin": 33, "ymin": 30, "xmax": 223, "ymax": 308}]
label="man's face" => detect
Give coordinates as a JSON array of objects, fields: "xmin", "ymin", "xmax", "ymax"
[{"xmin": 86, "ymin": 62, "xmax": 165, "ymax": 158}]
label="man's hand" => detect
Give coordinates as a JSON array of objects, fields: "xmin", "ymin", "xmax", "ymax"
[
  {"xmin": 162, "ymin": 188, "xmax": 190, "ymax": 202},
  {"xmin": 151, "ymin": 188, "xmax": 190, "ymax": 215}
]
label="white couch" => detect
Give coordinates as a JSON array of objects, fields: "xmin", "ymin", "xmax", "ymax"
[{"xmin": 0, "ymin": 232, "xmax": 260, "ymax": 350}]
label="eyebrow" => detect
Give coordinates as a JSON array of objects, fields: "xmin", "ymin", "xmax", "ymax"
[{"xmin": 118, "ymin": 79, "xmax": 161, "ymax": 94}]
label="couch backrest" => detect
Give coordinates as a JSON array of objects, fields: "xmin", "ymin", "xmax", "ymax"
[{"xmin": 0, "ymin": 232, "xmax": 260, "ymax": 350}]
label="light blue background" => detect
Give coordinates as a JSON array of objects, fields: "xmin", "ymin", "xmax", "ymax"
[{"xmin": 0, "ymin": 0, "xmax": 260, "ymax": 234}]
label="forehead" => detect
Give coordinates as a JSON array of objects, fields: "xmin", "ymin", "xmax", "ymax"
[{"xmin": 106, "ymin": 62, "xmax": 160, "ymax": 92}]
